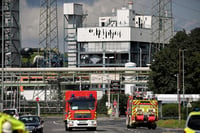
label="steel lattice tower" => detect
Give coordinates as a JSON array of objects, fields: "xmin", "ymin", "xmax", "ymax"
[
  {"xmin": 151, "ymin": 0, "xmax": 174, "ymax": 51},
  {"xmin": 1, "ymin": 0, "xmax": 21, "ymax": 67},
  {"xmin": 39, "ymin": 0, "xmax": 59, "ymax": 67}
]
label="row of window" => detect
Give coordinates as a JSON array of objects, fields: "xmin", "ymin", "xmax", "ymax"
[{"xmin": 80, "ymin": 42, "xmax": 130, "ymax": 52}]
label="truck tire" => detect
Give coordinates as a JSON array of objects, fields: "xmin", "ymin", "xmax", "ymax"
[
  {"xmin": 65, "ymin": 123, "xmax": 72, "ymax": 131},
  {"xmin": 126, "ymin": 117, "xmax": 130, "ymax": 128},
  {"xmin": 69, "ymin": 127, "xmax": 72, "ymax": 131},
  {"xmin": 132, "ymin": 124, "xmax": 136, "ymax": 129},
  {"xmin": 148, "ymin": 123, "xmax": 157, "ymax": 130},
  {"xmin": 152, "ymin": 123, "xmax": 157, "ymax": 129},
  {"xmin": 147, "ymin": 124, "xmax": 151, "ymax": 129},
  {"xmin": 65, "ymin": 123, "xmax": 68, "ymax": 131},
  {"xmin": 88, "ymin": 127, "xmax": 96, "ymax": 131}
]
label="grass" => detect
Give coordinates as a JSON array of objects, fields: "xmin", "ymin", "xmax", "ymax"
[{"xmin": 157, "ymin": 119, "xmax": 186, "ymax": 129}]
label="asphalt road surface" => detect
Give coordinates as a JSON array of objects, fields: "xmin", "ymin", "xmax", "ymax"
[{"xmin": 43, "ymin": 117, "xmax": 183, "ymax": 133}]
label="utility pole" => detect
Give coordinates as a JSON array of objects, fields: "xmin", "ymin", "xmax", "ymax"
[
  {"xmin": 178, "ymin": 49, "xmax": 181, "ymax": 126},
  {"xmin": 182, "ymin": 50, "xmax": 185, "ymax": 105}
]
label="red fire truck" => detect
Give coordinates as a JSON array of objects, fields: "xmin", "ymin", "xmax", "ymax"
[
  {"xmin": 126, "ymin": 95, "xmax": 158, "ymax": 129},
  {"xmin": 64, "ymin": 91, "xmax": 97, "ymax": 131}
]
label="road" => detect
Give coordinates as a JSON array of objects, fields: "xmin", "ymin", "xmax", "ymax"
[{"xmin": 43, "ymin": 117, "xmax": 183, "ymax": 133}]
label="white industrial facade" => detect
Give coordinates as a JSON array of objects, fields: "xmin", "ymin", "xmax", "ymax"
[{"xmin": 64, "ymin": 1, "xmax": 174, "ymax": 68}]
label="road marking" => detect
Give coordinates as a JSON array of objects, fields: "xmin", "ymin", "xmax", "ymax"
[
  {"xmin": 162, "ymin": 132, "xmax": 176, "ymax": 133},
  {"xmin": 53, "ymin": 121, "xmax": 59, "ymax": 125},
  {"xmin": 127, "ymin": 128, "xmax": 140, "ymax": 133}
]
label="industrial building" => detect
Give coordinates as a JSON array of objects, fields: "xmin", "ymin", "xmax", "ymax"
[
  {"xmin": 64, "ymin": 1, "xmax": 174, "ymax": 68},
  {"xmin": 0, "ymin": 0, "xmax": 21, "ymax": 67}
]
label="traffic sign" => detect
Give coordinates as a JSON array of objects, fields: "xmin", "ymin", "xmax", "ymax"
[
  {"xmin": 36, "ymin": 97, "xmax": 39, "ymax": 102},
  {"xmin": 113, "ymin": 101, "xmax": 117, "ymax": 106}
]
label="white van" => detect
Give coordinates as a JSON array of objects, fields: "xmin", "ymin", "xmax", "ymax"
[{"xmin": 3, "ymin": 108, "xmax": 19, "ymax": 119}]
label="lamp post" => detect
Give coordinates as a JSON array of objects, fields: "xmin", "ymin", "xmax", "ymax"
[
  {"xmin": 103, "ymin": 56, "xmax": 114, "ymax": 107},
  {"xmin": 176, "ymin": 73, "xmax": 181, "ymax": 125},
  {"xmin": 181, "ymin": 49, "xmax": 187, "ymax": 105},
  {"xmin": 178, "ymin": 49, "xmax": 187, "ymax": 125},
  {"xmin": 108, "ymin": 49, "xmax": 124, "ymax": 118},
  {"xmin": 107, "ymin": 75, "xmax": 110, "ymax": 109},
  {"xmin": 114, "ymin": 51, "xmax": 119, "ymax": 118},
  {"xmin": 178, "ymin": 49, "xmax": 181, "ymax": 126}
]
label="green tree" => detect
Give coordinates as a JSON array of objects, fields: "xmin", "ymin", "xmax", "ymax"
[
  {"xmin": 148, "ymin": 28, "xmax": 200, "ymax": 94},
  {"xmin": 97, "ymin": 93, "xmax": 128, "ymax": 115},
  {"xmin": 97, "ymin": 94, "xmax": 108, "ymax": 114}
]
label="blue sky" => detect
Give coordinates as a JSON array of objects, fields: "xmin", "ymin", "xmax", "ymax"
[{"xmin": 20, "ymin": 0, "xmax": 200, "ymax": 50}]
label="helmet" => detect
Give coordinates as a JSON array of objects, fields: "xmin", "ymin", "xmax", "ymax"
[{"xmin": 2, "ymin": 121, "xmax": 12, "ymax": 133}]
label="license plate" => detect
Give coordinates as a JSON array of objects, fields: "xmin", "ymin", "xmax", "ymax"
[{"xmin": 79, "ymin": 121, "xmax": 87, "ymax": 124}]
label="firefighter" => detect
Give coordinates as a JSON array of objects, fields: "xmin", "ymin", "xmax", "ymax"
[
  {"xmin": 107, "ymin": 107, "xmax": 113, "ymax": 119},
  {"xmin": 0, "ymin": 112, "xmax": 28, "ymax": 133}
]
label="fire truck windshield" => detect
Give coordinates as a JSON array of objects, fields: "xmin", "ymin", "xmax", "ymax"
[{"xmin": 70, "ymin": 98, "xmax": 95, "ymax": 110}]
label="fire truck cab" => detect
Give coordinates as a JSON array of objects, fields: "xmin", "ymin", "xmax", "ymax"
[
  {"xmin": 64, "ymin": 91, "xmax": 97, "ymax": 131},
  {"xmin": 126, "ymin": 95, "xmax": 158, "ymax": 129}
]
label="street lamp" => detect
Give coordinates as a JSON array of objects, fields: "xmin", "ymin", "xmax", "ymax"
[
  {"xmin": 176, "ymin": 73, "xmax": 181, "ymax": 124},
  {"xmin": 108, "ymin": 49, "xmax": 126, "ymax": 118},
  {"xmin": 181, "ymin": 49, "xmax": 187, "ymax": 105},
  {"xmin": 173, "ymin": 73, "xmax": 181, "ymax": 126}
]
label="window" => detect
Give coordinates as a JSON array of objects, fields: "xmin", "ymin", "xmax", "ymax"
[
  {"xmin": 102, "ymin": 22, "xmax": 105, "ymax": 27},
  {"xmin": 70, "ymin": 99, "xmax": 95, "ymax": 110},
  {"xmin": 187, "ymin": 115, "xmax": 200, "ymax": 130}
]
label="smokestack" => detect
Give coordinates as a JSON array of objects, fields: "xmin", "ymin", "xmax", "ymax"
[{"xmin": 128, "ymin": 1, "xmax": 133, "ymax": 10}]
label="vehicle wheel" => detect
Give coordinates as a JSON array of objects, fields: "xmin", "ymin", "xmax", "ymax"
[
  {"xmin": 148, "ymin": 124, "xmax": 151, "ymax": 129},
  {"xmin": 126, "ymin": 117, "xmax": 130, "ymax": 128},
  {"xmin": 65, "ymin": 124, "xmax": 68, "ymax": 131},
  {"xmin": 152, "ymin": 123, "xmax": 157, "ymax": 129},
  {"xmin": 35, "ymin": 131, "xmax": 40, "ymax": 133},
  {"xmin": 68, "ymin": 127, "xmax": 72, "ymax": 131},
  {"xmin": 127, "ymin": 124, "xmax": 130, "ymax": 128},
  {"xmin": 132, "ymin": 124, "xmax": 136, "ymax": 129},
  {"xmin": 88, "ymin": 127, "xmax": 96, "ymax": 131}
]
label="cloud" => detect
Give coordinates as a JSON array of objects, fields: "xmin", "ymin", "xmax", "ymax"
[
  {"xmin": 82, "ymin": 0, "xmax": 152, "ymax": 25},
  {"xmin": 20, "ymin": 1, "xmax": 40, "ymax": 48},
  {"xmin": 20, "ymin": 1, "xmax": 64, "ymax": 50},
  {"xmin": 182, "ymin": 19, "xmax": 200, "ymax": 31},
  {"xmin": 21, "ymin": 0, "xmax": 199, "ymax": 51},
  {"xmin": 20, "ymin": 0, "xmax": 153, "ymax": 51}
]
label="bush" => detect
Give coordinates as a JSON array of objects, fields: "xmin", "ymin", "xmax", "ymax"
[
  {"xmin": 162, "ymin": 104, "xmax": 178, "ymax": 118},
  {"xmin": 97, "ymin": 94, "xmax": 108, "ymax": 114},
  {"xmin": 162, "ymin": 101, "xmax": 200, "ymax": 120}
]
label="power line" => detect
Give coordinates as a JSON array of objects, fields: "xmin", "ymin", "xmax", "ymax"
[
  {"xmin": 174, "ymin": 14, "xmax": 200, "ymax": 24},
  {"xmin": 173, "ymin": 1, "xmax": 200, "ymax": 13}
]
